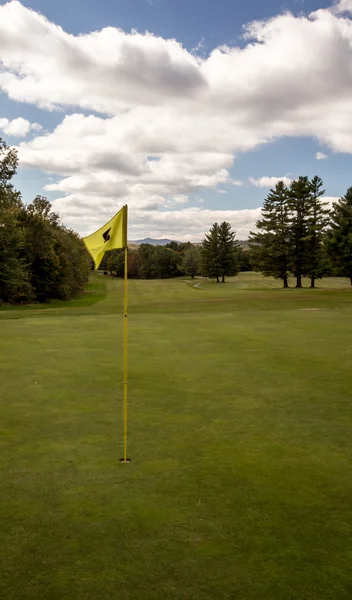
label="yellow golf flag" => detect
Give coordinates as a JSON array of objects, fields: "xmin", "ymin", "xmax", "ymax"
[{"xmin": 82, "ymin": 205, "xmax": 128, "ymax": 269}]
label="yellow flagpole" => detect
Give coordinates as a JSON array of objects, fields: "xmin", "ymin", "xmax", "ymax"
[
  {"xmin": 122, "ymin": 245, "xmax": 129, "ymax": 462},
  {"xmin": 120, "ymin": 205, "xmax": 130, "ymax": 463}
]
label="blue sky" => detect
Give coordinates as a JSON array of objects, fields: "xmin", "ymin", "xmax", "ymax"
[
  {"xmin": 16, "ymin": 0, "xmax": 332, "ymax": 45},
  {"xmin": 0, "ymin": 0, "xmax": 351, "ymax": 239}
]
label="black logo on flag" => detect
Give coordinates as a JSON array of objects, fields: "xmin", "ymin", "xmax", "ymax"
[{"xmin": 103, "ymin": 228, "xmax": 111, "ymax": 243}]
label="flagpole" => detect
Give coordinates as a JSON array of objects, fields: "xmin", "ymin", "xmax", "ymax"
[
  {"xmin": 122, "ymin": 242, "xmax": 129, "ymax": 463},
  {"xmin": 82, "ymin": 204, "xmax": 130, "ymax": 464}
]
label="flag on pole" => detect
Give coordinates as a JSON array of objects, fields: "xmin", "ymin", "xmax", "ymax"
[
  {"xmin": 82, "ymin": 205, "xmax": 131, "ymax": 463},
  {"xmin": 82, "ymin": 205, "xmax": 128, "ymax": 269}
]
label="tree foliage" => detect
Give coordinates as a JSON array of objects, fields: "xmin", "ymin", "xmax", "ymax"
[
  {"xmin": 288, "ymin": 176, "xmax": 313, "ymax": 288},
  {"xmin": 0, "ymin": 138, "xmax": 18, "ymax": 185},
  {"xmin": 181, "ymin": 245, "xmax": 201, "ymax": 279},
  {"xmin": 305, "ymin": 176, "xmax": 330, "ymax": 288},
  {"xmin": 249, "ymin": 181, "xmax": 290, "ymax": 287},
  {"xmin": 202, "ymin": 223, "xmax": 221, "ymax": 282},
  {"xmin": 326, "ymin": 188, "xmax": 352, "ymax": 285},
  {"xmin": 106, "ymin": 245, "xmax": 181, "ymax": 279},
  {"xmin": 237, "ymin": 247, "xmax": 252, "ymax": 272},
  {"xmin": 106, "ymin": 250, "xmax": 125, "ymax": 277},
  {"xmin": 0, "ymin": 136, "xmax": 90, "ymax": 304},
  {"xmin": 0, "ymin": 206, "xmax": 32, "ymax": 303},
  {"xmin": 2, "ymin": 132, "xmax": 351, "ymax": 296},
  {"xmin": 202, "ymin": 222, "xmax": 238, "ymax": 282},
  {"xmin": 249, "ymin": 176, "xmax": 334, "ymax": 288}
]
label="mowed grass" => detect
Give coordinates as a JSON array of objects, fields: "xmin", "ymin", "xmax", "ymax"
[{"xmin": 0, "ymin": 273, "xmax": 351, "ymax": 600}]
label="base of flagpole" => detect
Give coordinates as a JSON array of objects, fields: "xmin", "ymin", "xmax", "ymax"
[{"xmin": 119, "ymin": 458, "xmax": 131, "ymax": 463}]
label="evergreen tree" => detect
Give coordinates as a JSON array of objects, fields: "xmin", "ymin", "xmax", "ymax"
[
  {"xmin": 181, "ymin": 245, "xmax": 200, "ymax": 279},
  {"xmin": 249, "ymin": 181, "xmax": 290, "ymax": 288},
  {"xmin": 201, "ymin": 223, "xmax": 221, "ymax": 282},
  {"xmin": 218, "ymin": 221, "xmax": 238, "ymax": 282},
  {"xmin": 306, "ymin": 176, "xmax": 330, "ymax": 288},
  {"xmin": 202, "ymin": 222, "xmax": 238, "ymax": 283},
  {"xmin": 326, "ymin": 188, "xmax": 352, "ymax": 286},
  {"xmin": 288, "ymin": 176, "xmax": 312, "ymax": 288}
]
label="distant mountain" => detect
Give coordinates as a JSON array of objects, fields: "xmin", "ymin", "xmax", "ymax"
[
  {"xmin": 128, "ymin": 237, "xmax": 177, "ymax": 246},
  {"xmin": 128, "ymin": 237, "xmax": 249, "ymax": 247}
]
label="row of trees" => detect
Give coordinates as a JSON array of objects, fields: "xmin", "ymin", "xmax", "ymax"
[
  {"xmin": 105, "ymin": 175, "xmax": 351, "ymax": 288},
  {"xmin": 103, "ymin": 222, "xmax": 248, "ymax": 282},
  {"xmin": 0, "ymin": 137, "xmax": 90, "ymax": 303},
  {"xmin": 3, "ymin": 128, "xmax": 350, "ymax": 302},
  {"xmin": 249, "ymin": 176, "xmax": 352, "ymax": 287}
]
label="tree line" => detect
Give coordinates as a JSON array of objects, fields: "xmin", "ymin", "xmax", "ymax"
[
  {"xmin": 103, "ymin": 221, "xmax": 248, "ymax": 281},
  {"xmin": 105, "ymin": 175, "xmax": 352, "ymax": 288},
  {"xmin": 2, "ymin": 126, "xmax": 351, "ymax": 303},
  {"xmin": 249, "ymin": 176, "xmax": 352, "ymax": 287},
  {"xmin": 0, "ymin": 137, "xmax": 90, "ymax": 304}
]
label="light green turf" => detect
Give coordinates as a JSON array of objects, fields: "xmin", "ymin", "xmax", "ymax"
[{"xmin": 1, "ymin": 274, "xmax": 351, "ymax": 599}]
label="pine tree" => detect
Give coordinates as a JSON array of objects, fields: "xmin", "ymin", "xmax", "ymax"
[
  {"xmin": 218, "ymin": 221, "xmax": 238, "ymax": 283},
  {"xmin": 201, "ymin": 222, "xmax": 238, "ymax": 283},
  {"xmin": 288, "ymin": 176, "xmax": 312, "ymax": 288},
  {"xmin": 306, "ymin": 176, "xmax": 330, "ymax": 288},
  {"xmin": 248, "ymin": 181, "xmax": 290, "ymax": 288},
  {"xmin": 326, "ymin": 187, "xmax": 352, "ymax": 286},
  {"xmin": 201, "ymin": 222, "xmax": 221, "ymax": 282}
]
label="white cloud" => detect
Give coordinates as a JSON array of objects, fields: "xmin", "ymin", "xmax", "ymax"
[
  {"xmin": 52, "ymin": 194, "xmax": 262, "ymax": 240},
  {"xmin": 0, "ymin": 1, "xmax": 205, "ymax": 113},
  {"xmin": 315, "ymin": 152, "xmax": 328, "ymax": 160},
  {"xmin": 249, "ymin": 176, "xmax": 292, "ymax": 188},
  {"xmin": 171, "ymin": 194, "xmax": 189, "ymax": 204},
  {"xmin": 18, "ymin": 112, "xmax": 233, "ymax": 208},
  {"xmin": 1, "ymin": 2, "xmax": 352, "ymax": 155},
  {"xmin": 333, "ymin": 0, "xmax": 352, "ymax": 14},
  {"xmin": 232, "ymin": 180, "xmax": 244, "ymax": 187},
  {"xmin": 323, "ymin": 196, "xmax": 340, "ymax": 207},
  {"xmin": 0, "ymin": 2, "xmax": 350, "ymax": 237},
  {"xmin": 30, "ymin": 122, "xmax": 43, "ymax": 132},
  {"xmin": 0, "ymin": 116, "xmax": 42, "ymax": 137}
]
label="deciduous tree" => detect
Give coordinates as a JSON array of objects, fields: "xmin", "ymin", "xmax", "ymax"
[{"xmin": 181, "ymin": 245, "xmax": 200, "ymax": 279}]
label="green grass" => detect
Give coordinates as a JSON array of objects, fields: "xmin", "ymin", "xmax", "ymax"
[
  {"xmin": 0, "ymin": 277, "xmax": 107, "ymax": 314},
  {"xmin": 1, "ymin": 273, "xmax": 352, "ymax": 599}
]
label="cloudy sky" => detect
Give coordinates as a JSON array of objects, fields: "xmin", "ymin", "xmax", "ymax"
[{"xmin": 1, "ymin": 0, "xmax": 352, "ymax": 240}]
